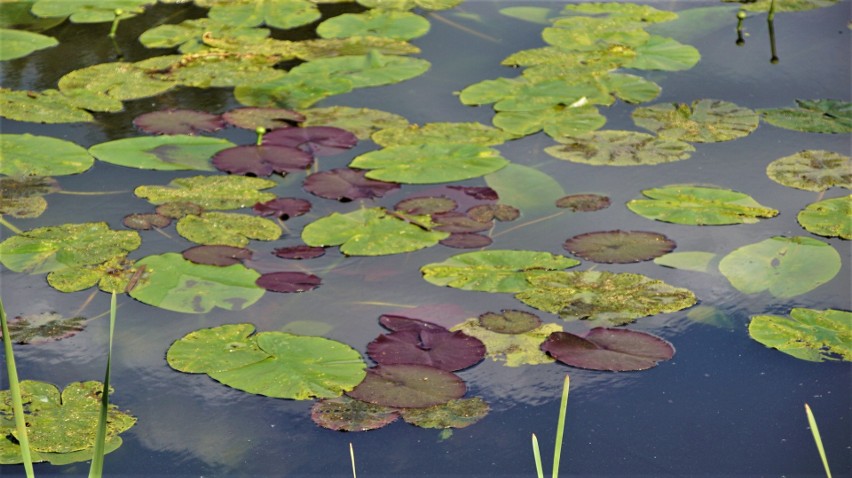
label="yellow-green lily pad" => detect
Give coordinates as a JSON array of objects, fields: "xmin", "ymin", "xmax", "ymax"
[
  {"xmin": 749, "ymin": 308, "xmax": 851, "ymax": 362},
  {"xmin": 797, "ymin": 195, "xmax": 851, "ymax": 239},
  {"xmin": 134, "ymin": 175, "xmax": 276, "ymax": 210}
]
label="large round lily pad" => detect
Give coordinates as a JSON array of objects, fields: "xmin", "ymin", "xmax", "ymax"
[
  {"xmin": 211, "ymin": 145, "xmax": 313, "ymax": 176},
  {"xmin": 541, "ymin": 328, "xmax": 675, "ymax": 371},
  {"xmin": 350, "ymin": 144, "xmax": 509, "ymax": 184},
  {"xmin": 90, "ymin": 135, "xmax": 235, "ymax": 171},
  {"xmin": 627, "ymin": 184, "xmax": 778, "ymax": 225},
  {"xmin": 347, "ymin": 364, "xmax": 466, "ymax": 408},
  {"xmin": 563, "ymin": 230, "xmax": 676, "ymax": 263},
  {"xmin": 1, "ymin": 134, "xmax": 94, "ymax": 177},
  {"xmin": 367, "ymin": 327, "xmax": 485, "ymax": 372},
  {"xmin": 765, "ymin": 150, "xmax": 851, "ymax": 191},
  {"xmin": 545, "ymin": 130, "xmax": 695, "ymax": 166},
  {"xmin": 166, "ymin": 323, "xmax": 270, "ymax": 374},
  {"xmin": 134, "ymin": 175, "xmax": 277, "ymax": 210},
  {"xmin": 748, "ymin": 308, "xmax": 851, "ymax": 362},
  {"xmin": 176, "ymin": 212, "xmax": 281, "ymax": 247},
  {"xmin": 263, "ymin": 126, "xmax": 358, "ymax": 157},
  {"xmin": 632, "ymin": 99, "xmax": 759, "ymax": 142},
  {"xmin": 797, "ymin": 195, "xmax": 851, "ymax": 239}
]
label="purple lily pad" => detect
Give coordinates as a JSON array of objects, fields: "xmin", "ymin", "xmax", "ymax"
[
  {"xmin": 182, "ymin": 245, "xmax": 253, "ymax": 266},
  {"xmin": 563, "ymin": 230, "xmax": 676, "ymax": 264},
  {"xmin": 123, "ymin": 212, "xmax": 171, "ymax": 230},
  {"xmin": 133, "ymin": 109, "xmax": 226, "ymax": 135},
  {"xmin": 347, "ymin": 364, "xmax": 466, "ymax": 408},
  {"xmin": 478, "ymin": 309, "xmax": 541, "ymax": 334},
  {"xmin": 541, "ymin": 328, "xmax": 675, "ymax": 371},
  {"xmin": 556, "ymin": 194, "xmax": 611, "ymax": 212},
  {"xmin": 253, "ymin": 197, "xmax": 312, "ymax": 220},
  {"xmin": 311, "ymin": 395, "xmax": 400, "ymax": 432},
  {"xmin": 394, "ymin": 196, "xmax": 458, "ymax": 215},
  {"xmin": 222, "ymin": 107, "xmax": 305, "ymax": 130},
  {"xmin": 256, "ymin": 271, "xmax": 322, "ymax": 293},
  {"xmin": 378, "ymin": 315, "xmax": 448, "ymax": 333},
  {"xmin": 155, "ymin": 201, "xmax": 204, "ymax": 219},
  {"xmin": 303, "ymin": 168, "xmax": 400, "ymax": 202},
  {"xmin": 212, "ymin": 145, "xmax": 313, "ymax": 177},
  {"xmin": 367, "ymin": 328, "xmax": 485, "ymax": 372},
  {"xmin": 263, "ymin": 126, "xmax": 358, "ymax": 157},
  {"xmin": 433, "ymin": 212, "xmax": 492, "ymax": 233},
  {"xmin": 439, "ymin": 233, "xmax": 493, "ymax": 249},
  {"xmin": 273, "ymin": 245, "xmax": 326, "ymax": 260},
  {"xmin": 447, "ymin": 186, "xmax": 499, "ymax": 201}
]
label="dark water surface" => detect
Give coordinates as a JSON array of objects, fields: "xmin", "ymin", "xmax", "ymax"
[{"xmin": 1, "ymin": 1, "xmax": 850, "ymax": 477}]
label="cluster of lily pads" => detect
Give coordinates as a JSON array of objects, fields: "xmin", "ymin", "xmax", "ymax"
[{"xmin": 0, "ymin": 0, "xmax": 850, "ymax": 464}]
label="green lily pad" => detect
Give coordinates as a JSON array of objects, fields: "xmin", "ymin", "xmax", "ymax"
[
  {"xmin": 758, "ymin": 99, "xmax": 852, "ymax": 133},
  {"xmin": 797, "ymin": 195, "xmax": 851, "ymax": 239},
  {"xmin": 485, "ymin": 163, "xmax": 566, "ymax": 216},
  {"xmin": 632, "ymin": 99, "xmax": 759, "ymax": 142},
  {"xmin": 176, "ymin": 212, "xmax": 282, "ymax": 247},
  {"xmin": 317, "ymin": 9, "xmax": 429, "ymax": 40},
  {"xmin": 766, "ymin": 150, "xmax": 851, "ymax": 191},
  {"xmin": 627, "ymin": 184, "xmax": 779, "ymax": 225},
  {"xmin": 371, "ymin": 122, "xmax": 515, "ymax": 147},
  {"xmin": 420, "ymin": 250, "xmax": 580, "ymax": 293},
  {"xmin": 31, "ymin": 0, "xmax": 153, "ymax": 23},
  {"xmin": 400, "ymin": 397, "xmax": 489, "ymax": 429},
  {"xmin": 58, "ymin": 61, "xmax": 176, "ymax": 105},
  {"xmin": 129, "ymin": 253, "xmax": 265, "ymax": 313},
  {"xmin": 140, "ymin": 52, "xmax": 284, "ymax": 89},
  {"xmin": 46, "ymin": 253, "xmax": 139, "ymax": 293},
  {"xmin": 748, "ymin": 308, "xmax": 851, "ymax": 362},
  {"xmin": 0, "ymin": 380, "xmax": 135, "ymax": 464},
  {"xmin": 289, "ymin": 50, "xmax": 429, "ymax": 90},
  {"xmin": 561, "ymin": 2, "xmax": 679, "ymax": 23},
  {"xmin": 451, "ymin": 318, "xmax": 561, "ymax": 367},
  {"xmin": 89, "ymin": 135, "xmax": 235, "ymax": 171},
  {"xmin": 0, "ymin": 222, "xmax": 140, "ymax": 274},
  {"xmin": 347, "ymin": 364, "xmax": 465, "ymax": 408},
  {"xmin": 139, "ymin": 18, "xmax": 270, "ymax": 53},
  {"xmin": 0, "ymin": 28, "xmax": 57, "ymax": 60},
  {"xmin": 302, "ymin": 207, "xmax": 449, "ymax": 256},
  {"xmin": 626, "ymin": 35, "xmax": 701, "ymax": 71},
  {"xmin": 311, "ymin": 396, "xmax": 400, "ymax": 432},
  {"xmin": 235, "ymin": 73, "xmax": 353, "ymax": 109},
  {"xmin": 728, "ymin": 0, "xmax": 839, "ymax": 13},
  {"xmin": 167, "ymin": 323, "xmax": 270, "ymax": 373},
  {"xmin": 358, "ymin": 0, "xmax": 462, "ymax": 10},
  {"xmin": 460, "ymin": 77, "xmax": 608, "ymax": 111},
  {"xmin": 301, "ymin": 106, "xmax": 409, "ymax": 140},
  {"xmin": 545, "ymin": 130, "xmax": 695, "ymax": 166},
  {"xmin": 543, "ymin": 17, "xmax": 651, "ymax": 52},
  {"xmin": 3, "ymin": 312, "xmax": 86, "ymax": 344},
  {"xmin": 493, "ymin": 104, "xmax": 607, "ymax": 138},
  {"xmin": 350, "ymin": 144, "xmax": 508, "ymax": 184},
  {"xmin": 134, "ymin": 175, "xmax": 276, "ymax": 210},
  {"xmin": 516, "ymin": 270, "xmax": 697, "ymax": 325},
  {"xmin": 718, "ymin": 236, "xmax": 841, "ymax": 298},
  {"xmin": 0, "ymin": 88, "xmax": 94, "ymax": 123},
  {"xmin": 292, "ymin": 36, "xmax": 421, "ymax": 61},
  {"xmin": 0, "ymin": 176, "xmax": 58, "ymax": 219},
  {"xmin": 555, "ymin": 193, "xmax": 611, "ymax": 212},
  {"xmin": 0, "ymin": 1, "xmax": 66, "ymax": 31},
  {"xmin": 653, "ymin": 251, "xmax": 717, "ymax": 272},
  {"xmin": 1, "ymin": 134, "xmax": 94, "ymax": 177},
  {"xmin": 205, "ymin": 0, "xmax": 321, "ymax": 30}
]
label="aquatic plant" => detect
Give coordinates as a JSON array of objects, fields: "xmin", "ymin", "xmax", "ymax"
[{"xmin": 532, "ymin": 375, "xmax": 570, "ymax": 478}]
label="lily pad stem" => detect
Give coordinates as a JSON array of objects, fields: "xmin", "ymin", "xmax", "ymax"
[
  {"xmin": 0, "ymin": 216, "xmax": 23, "ymax": 235},
  {"xmin": 109, "ymin": 9, "xmax": 124, "ymax": 39},
  {"xmin": 256, "ymin": 127, "xmax": 266, "ymax": 146}
]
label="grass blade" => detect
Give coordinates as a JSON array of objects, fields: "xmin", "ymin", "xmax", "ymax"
[
  {"xmin": 531, "ymin": 433, "xmax": 544, "ymax": 478},
  {"xmin": 551, "ymin": 375, "xmax": 570, "ymax": 478},
  {"xmin": 804, "ymin": 403, "xmax": 832, "ymax": 478},
  {"xmin": 349, "ymin": 442, "xmax": 357, "ymax": 478},
  {"xmin": 88, "ymin": 292, "xmax": 117, "ymax": 478},
  {"xmin": 0, "ymin": 297, "xmax": 35, "ymax": 477}
]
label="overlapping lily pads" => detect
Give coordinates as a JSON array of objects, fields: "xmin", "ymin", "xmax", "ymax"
[
  {"xmin": 748, "ymin": 308, "xmax": 851, "ymax": 362},
  {"xmin": 31, "ymin": 0, "xmax": 153, "ymax": 23},
  {"xmin": 301, "ymin": 106, "xmax": 408, "ymax": 139},
  {"xmin": 367, "ymin": 320, "xmax": 485, "ymax": 371},
  {"xmin": 399, "ymin": 397, "xmax": 489, "ymax": 429},
  {"xmin": 765, "ymin": 150, "xmax": 851, "ymax": 191},
  {"xmin": 204, "ymin": 0, "xmax": 321, "ymax": 30},
  {"xmin": 632, "ymin": 99, "xmax": 759, "ymax": 142},
  {"xmin": 90, "ymin": 135, "xmax": 235, "ymax": 171},
  {"xmin": 545, "ymin": 130, "xmax": 695, "ymax": 166},
  {"xmin": 139, "ymin": 18, "xmax": 270, "ymax": 53},
  {"xmin": 347, "ymin": 364, "xmax": 465, "ymax": 408},
  {"xmin": 303, "ymin": 168, "xmax": 400, "ymax": 201},
  {"xmin": 451, "ymin": 318, "xmax": 561, "ymax": 367},
  {"xmin": 627, "ymin": 185, "xmax": 779, "ymax": 225},
  {"xmin": 311, "ymin": 396, "xmax": 400, "ymax": 432}
]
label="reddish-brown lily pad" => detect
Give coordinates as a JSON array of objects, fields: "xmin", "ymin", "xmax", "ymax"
[
  {"xmin": 182, "ymin": 245, "xmax": 253, "ymax": 266},
  {"xmin": 133, "ymin": 109, "xmax": 226, "ymax": 135},
  {"xmin": 311, "ymin": 395, "xmax": 400, "ymax": 432},
  {"xmin": 222, "ymin": 107, "xmax": 305, "ymax": 130},
  {"xmin": 379, "ymin": 315, "xmax": 448, "ymax": 333},
  {"xmin": 439, "ymin": 233, "xmax": 492, "ymax": 249},
  {"xmin": 478, "ymin": 309, "xmax": 541, "ymax": 334},
  {"xmin": 303, "ymin": 168, "xmax": 400, "ymax": 202},
  {"xmin": 253, "ymin": 197, "xmax": 312, "ymax": 220},
  {"xmin": 256, "ymin": 271, "xmax": 321, "ymax": 293},
  {"xmin": 212, "ymin": 145, "xmax": 313, "ymax": 177},
  {"xmin": 541, "ymin": 328, "xmax": 675, "ymax": 371},
  {"xmin": 367, "ymin": 327, "xmax": 485, "ymax": 372},
  {"xmin": 263, "ymin": 126, "xmax": 358, "ymax": 157},
  {"xmin": 273, "ymin": 245, "xmax": 326, "ymax": 260},
  {"xmin": 395, "ymin": 196, "xmax": 458, "ymax": 215},
  {"xmin": 556, "ymin": 194, "xmax": 611, "ymax": 212},
  {"xmin": 399, "ymin": 397, "xmax": 489, "ymax": 429},
  {"xmin": 347, "ymin": 364, "xmax": 466, "ymax": 408},
  {"xmin": 563, "ymin": 230, "xmax": 676, "ymax": 264},
  {"xmin": 467, "ymin": 204, "xmax": 520, "ymax": 222},
  {"xmin": 448, "ymin": 185, "xmax": 499, "ymax": 200},
  {"xmin": 433, "ymin": 212, "xmax": 492, "ymax": 233},
  {"xmin": 123, "ymin": 212, "xmax": 171, "ymax": 230}
]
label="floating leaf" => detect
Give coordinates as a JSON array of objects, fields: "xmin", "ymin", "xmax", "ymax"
[
  {"xmin": 561, "ymin": 2, "xmax": 678, "ymax": 23},
  {"xmin": 451, "ymin": 318, "xmax": 561, "ymax": 367},
  {"xmin": 0, "ymin": 176, "xmax": 58, "ymax": 219},
  {"xmin": 135, "ymin": 175, "xmax": 276, "ymax": 209},
  {"xmin": 467, "ymin": 204, "xmax": 519, "ymax": 223},
  {"xmin": 253, "ymin": 197, "xmax": 311, "ymax": 220},
  {"xmin": 367, "ymin": 327, "xmax": 485, "ymax": 372},
  {"xmin": 206, "ymin": 0, "xmax": 321, "ymax": 30},
  {"xmin": 122, "ymin": 212, "xmax": 171, "ymax": 231},
  {"xmin": 311, "ymin": 396, "xmax": 400, "ymax": 432},
  {"xmin": 303, "ymin": 168, "xmax": 400, "ymax": 201},
  {"xmin": 748, "ymin": 308, "xmax": 851, "ymax": 362},
  {"xmin": 563, "ymin": 230, "xmax": 676, "ymax": 264},
  {"xmin": 133, "ymin": 109, "xmax": 226, "ymax": 135},
  {"xmin": 632, "ymin": 99, "xmax": 758, "ymax": 142},
  {"xmin": 653, "ymin": 251, "xmax": 717, "ymax": 272},
  {"xmin": 129, "ymin": 253, "xmax": 264, "ymax": 313},
  {"xmin": 0, "ymin": 88, "xmax": 94, "ymax": 123},
  {"xmin": 543, "ymin": 17, "xmax": 650, "ymax": 52},
  {"xmin": 90, "ymin": 135, "xmax": 235, "ymax": 171},
  {"xmin": 627, "ymin": 184, "xmax": 779, "ymax": 225},
  {"xmin": 256, "ymin": 271, "xmax": 321, "ymax": 293},
  {"xmin": 263, "ymin": 126, "xmax": 358, "ymax": 157},
  {"xmin": 432, "ymin": 212, "xmax": 491, "ymax": 233},
  {"xmin": 182, "ymin": 245, "xmax": 253, "ymax": 266},
  {"xmin": 439, "ymin": 234, "xmax": 493, "ymax": 249},
  {"xmin": 58, "ymin": 61, "xmax": 176, "ymax": 104},
  {"xmin": 139, "ymin": 18, "xmax": 270, "ymax": 53},
  {"xmin": 460, "ymin": 77, "xmax": 608, "ymax": 111},
  {"xmin": 166, "ymin": 323, "xmax": 269, "ymax": 374},
  {"xmin": 478, "ymin": 310, "xmax": 541, "ymax": 334},
  {"xmin": 1, "ymin": 134, "xmax": 94, "ymax": 177},
  {"xmin": 31, "ymin": 0, "xmax": 153, "ymax": 23},
  {"xmin": 718, "ymin": 236, "xmax": 841, "ymax": 298},
  {"xmin": 347, "ymin": 364, "xmax": 465, "ymax": 408},
  {"xmin": 765, "ymin": 150, "xmax": 851, "ymax": 191},
  {"xmin": 273, "ymin": 245, "xmax": 325, "ymax": 260},
  {"xmin": 400, "ymin": 397, "xmax": 489, "ymax": 429},
  {"xmin": 516, "ymin": 271, "xmax": 697, "ymax": 325},
  {"xmin": 378, "ymin": 315, "xmax": 447, "ymax": 333},
  {"xmin": 0, "ymin": 222, "xmax": 140, "ymax": 274},
  {"xmin": 317, "ymin": 9, "xmax": 430, "ymax": 40},
  {"xmin": 234, "ymin": 71, "xmax": 353, "ymax": 109},
  {"xmin": 211, "ymin": 145, "xmax": 313, "ymax": 176},
  {"xmin": 797, "ymin": 195, "xmax": 851, "ymax": 239},
  {"xmin": 541, "ymin": 328, "xmax": 675, "ymax": 371},
  {"xmin": 45, "ymin": 254, "xmax": 138, "ymax": 293},
  {"xmin": 485, "ymin": 163, "xmax": 565, "ymax": 216},
  {"xmin": 302, "ymin": 207, "xmax": 448, "ymax": 256},
  {"xmin": 626, "ymin": 35, "xmax": 701, "ymax": 71},
  {"xmin": 499, "ymin": 6, "xmax": 554, "ymax": 24},
  {"xmin": 545, "ymin": 130, "xmax": 694, "ymax": 166},
  {"xmin": 0, "ymin": 28, "xmax": 57, "ymax": 60},
  {"xmin": 301, "ymin": 106, "xmax": 408, "ymax": 140},
  {"xmin": 176, "ymin": 212, "xmax": 281, "ymax": 247},
  {"xmin": 358, "ymin": 0, "xmax": 463, "ymax": 10},
  {"xmin": 222, "ymin": 107, "xmax": 304, "ymax": 130},
  {"xmin": 395, "ymin": 196, "xmax": 458, "ymax": 215},
  {"xmin": 155, "ymin": 201, "xmax": 204, "ymax": 219},
  {"xmin": 140, "ymin": 52, "xmax": 284, "ymax": 89},
  {"xmin": 372, "ymin": 122, "xmax": 516, "ymax": 147},
  {"xmin": 758, "ymin": 99, "xmax": 851, "ymax": 133},
  {"xmin": 2, "ymin": 312, "xmax": 85, "ymax": 344},
  {"xmin": 493, "ymin": 104, "xmax": 607, "ymax": 138},
  {"xmin": 421, "ymin": 250, "xmax": 580, "ymax": 293},
  {"xmin": 555, "ymin": 193, "xmax": 610, "ymax": 212},
  {"xmin": 288, "ymin": 50, "xmax": 430, "ymax": 89},
  {"xmin": 351, "ymin": 144, "xmax": 508, "ymax": 184},
  {"xmin": 0, "ymin": 1, "xmax": 66, "ymax": 31}
]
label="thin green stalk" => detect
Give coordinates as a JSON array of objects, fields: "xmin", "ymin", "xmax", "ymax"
[
  {"xmin": 88, "ymin": 292, "xmax": 117, "ymax": 478},
  {"xmin": 349, "ymin": 442, "xmax": 357, "ymax": 478},
  {"xmin": 531, "ymin": 433, "xmax": 544, "ymax": 478},
  {"xmin": 108, "ymin": 9, "xmax": 124, "ymax": 38},
  {"xmin": 1, "ymin": 297, "xmax": 35, "ymax": 477},
  {"xmin": 0, "ymin": 216, "xmax": 23, "ymax": 235},
  {"xmin": 551, "ymin": 375, "xmax": 570, "ymax": 478},
  {"xmin": 256, "ymin": 127, "xmax": 266, "ymax": 145},
  {"xmin": 804, "ymin": 404, "xmax": 832, "ymax": 478}
]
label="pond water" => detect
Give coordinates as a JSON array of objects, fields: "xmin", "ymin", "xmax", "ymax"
[{"xmin": 1, "ymin": 1, "xmax": 850, "ymax": 477}]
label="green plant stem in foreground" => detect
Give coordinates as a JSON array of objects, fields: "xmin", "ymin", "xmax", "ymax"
[
  {"xmin": 349, "ymin": 442, "xmax": 357, "ymax": 478},
  {"xmin": 88, "ymin": 292, "xmax": 117, "ymax": 478},
  {"xmin": 805, "ymin": 403, "xmax": 832, "ymax": 478},
  {"xmin": 1, "ymin": 297, "xmax": 35, "ymax": 478},
  {"xmin": 532, "ymin": 434, "xmax": 544, "ymax": 478},
  {"xmin": 531, "ymin": 375, "xmax": 570, "ymax": 478}
]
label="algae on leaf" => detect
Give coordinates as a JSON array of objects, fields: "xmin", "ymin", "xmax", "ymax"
[
  {"xmin": 797, "ymin": 195, "xmax": 851, "ymax": 239},
  {"xmin": 758, "ymin": 99, "xmax": 851, "ymax": 133},
  {"xmin": 632, "ymin": 99, "xmax": 758, "ymax": 142},
  {"xmin": 203, "ymin": 0, "xmax": 321, "ymax": 30},
  {"xmin": 0, "ymin": 88, "xmax": 94, "ymax": 123},
  {"xmin": 545, "ymin": 130, "xmax": 694, "ymax": 166},
  {"xmin": 139, "ymin": 18, "xmax": 270, "ymax": 53},
  {"xmin": 176, "ymin": 212, "xmax": 281, "ymax": 247},
  {"xmin": 749, "ymin": 308, "xmax": 851, "ymax": 362},
  {"xmin": 765, "ymin": 150, "xmax": 851, "ymax": 191},
  {"xmin": 134, "ymin": 175, "xmax": 277, "ymax": 209},
  {"xmin": 371, "ymin": 122, "xmax": 515, "ymax": 147},
  {"xmin": 627, "ymin": 184, "xmax": 779, "ymax": 225},
  {"xmin": 451, "ymin": 318, "xmax": 561, "ymax": 367},
  {"xmin": 400, "ymin": 397, "xmax": 489, "ymax": 429}
]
